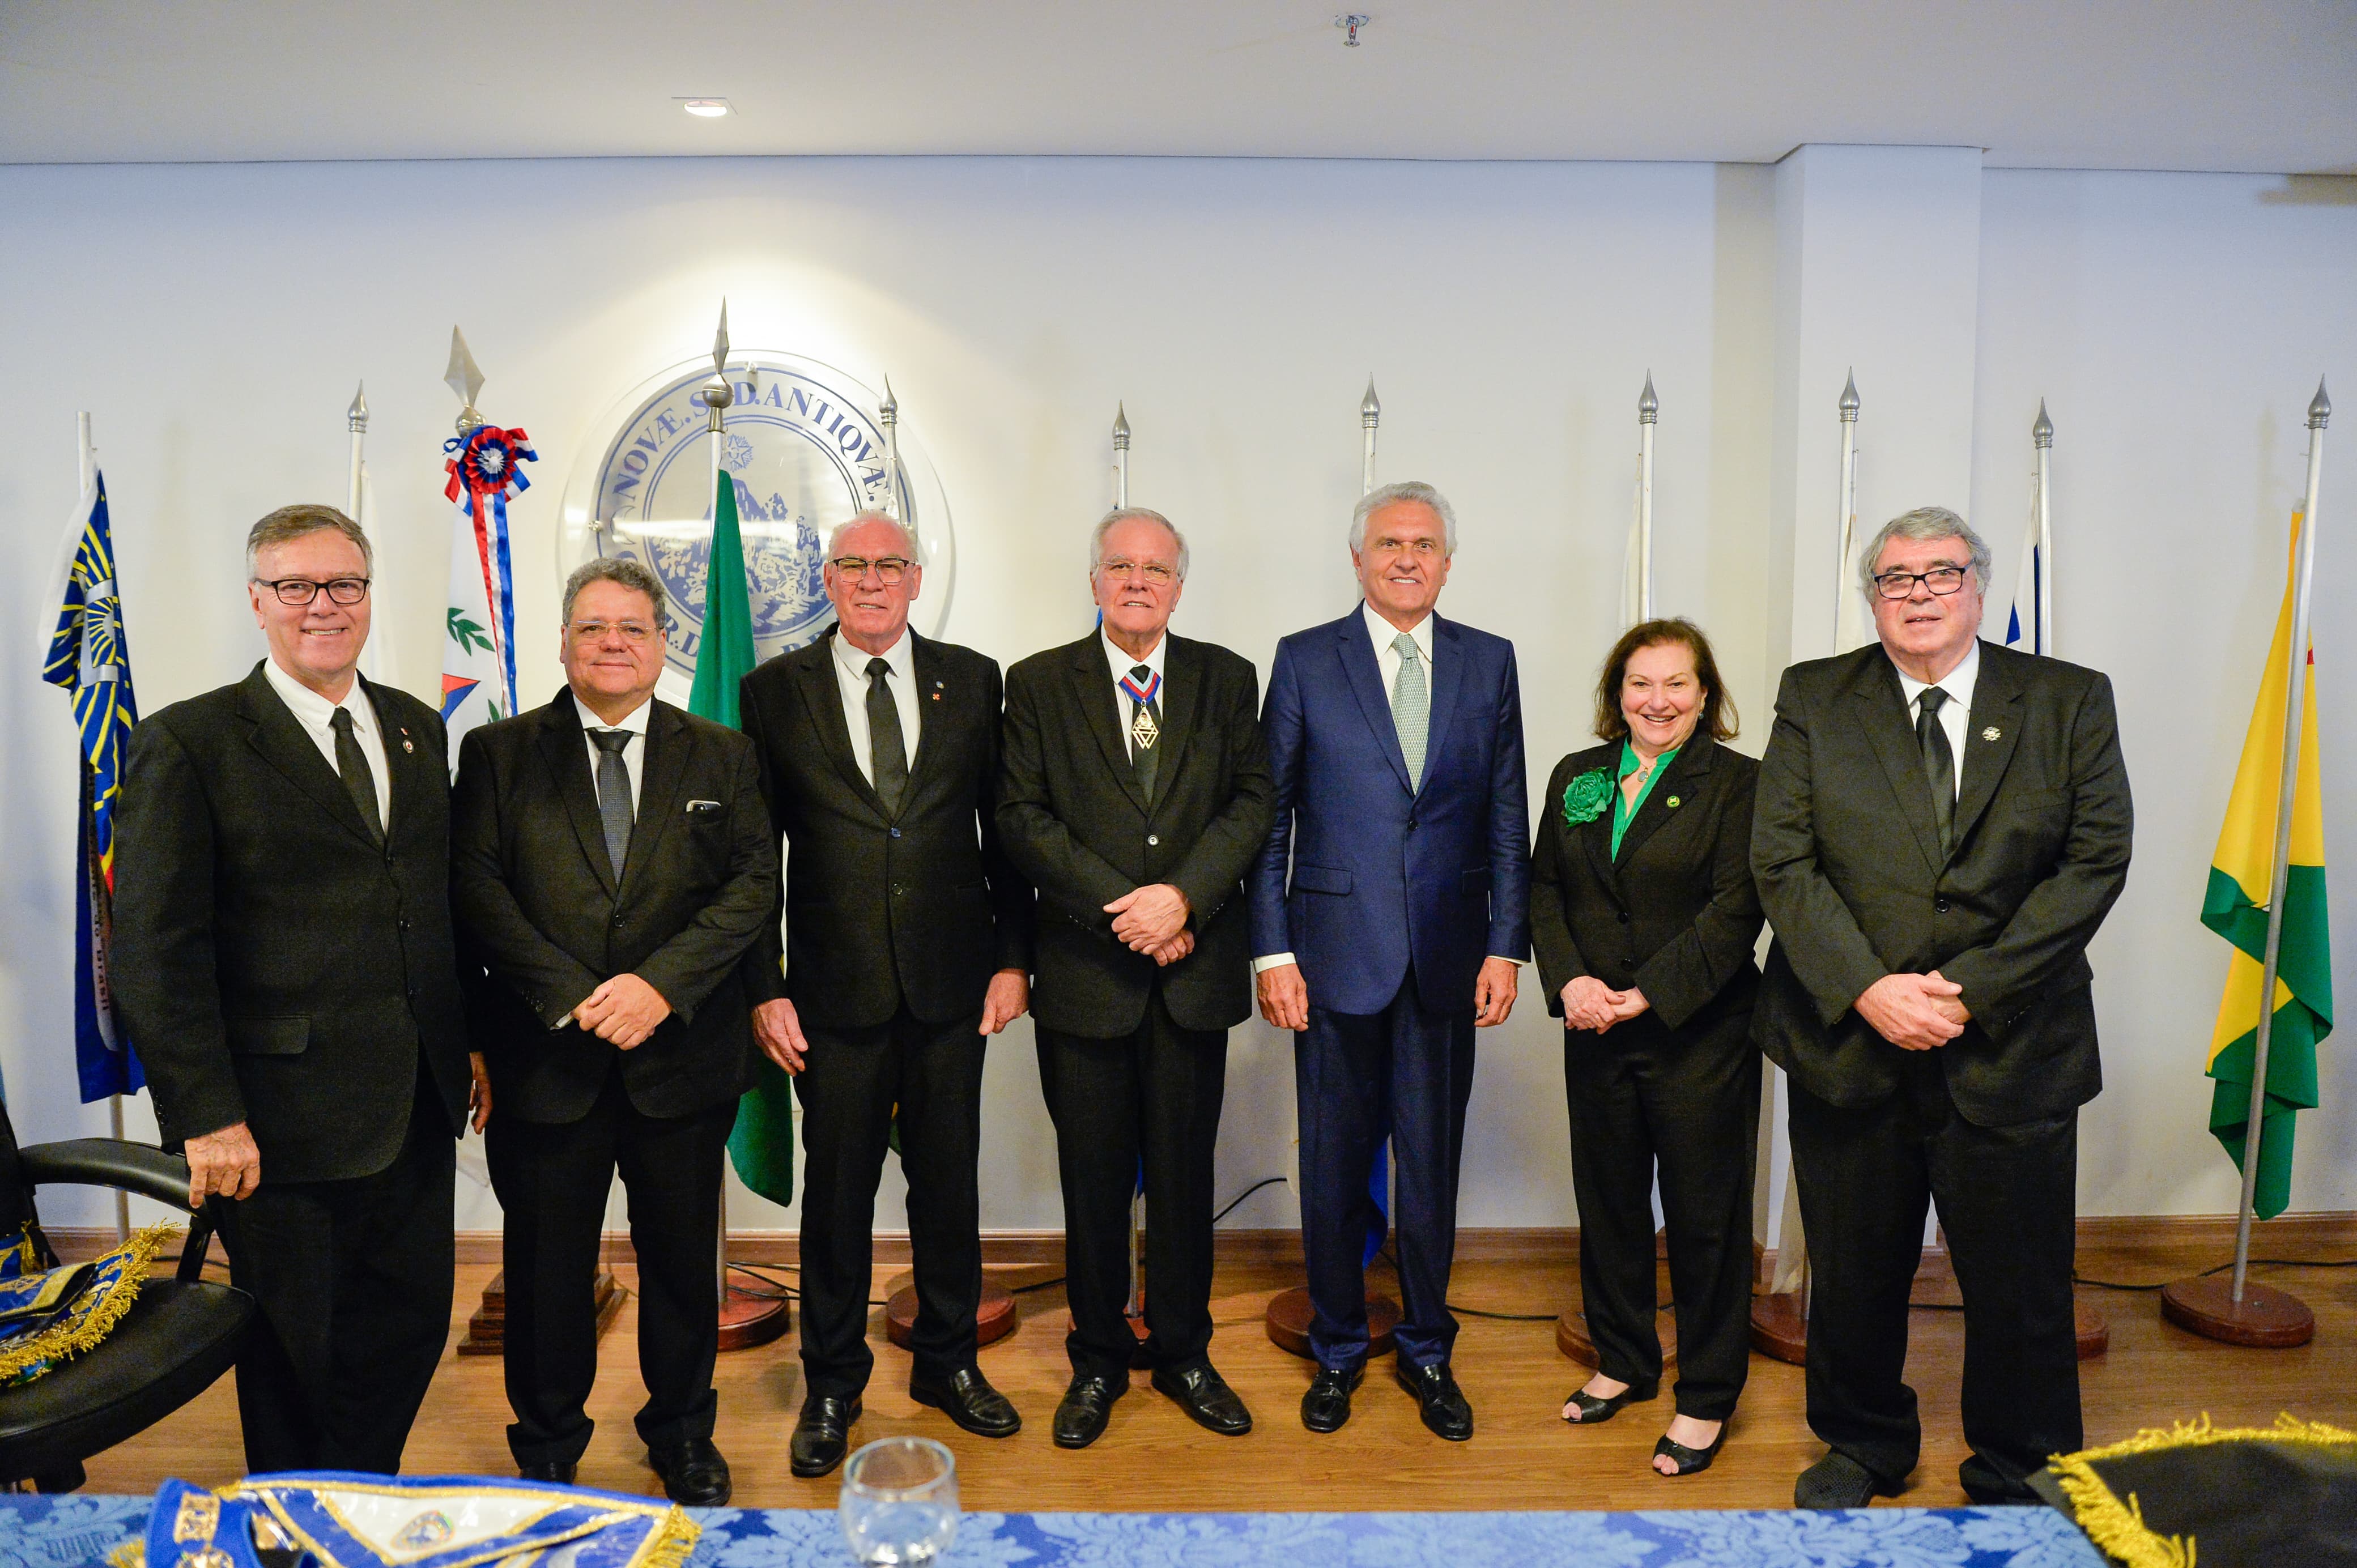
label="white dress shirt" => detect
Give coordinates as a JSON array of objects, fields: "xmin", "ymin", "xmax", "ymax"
[
  {"xmin": 1255, "ymin": 604, "xmax": 1442, "ymax": 975},
  {"xmin": 832, "ymin": 627, "xmax": 921, "ymax": 784},
  {"xmin": 1892, "ymin": 638, "xmax": 1980, "ymax": 797},
  {"xmin": 1101, "ymin": 628, "xmax": 1167, "ymax": 760},
  {"xmin": 263, "ymin": 657, "xmax": 392, "ymax": 828},
  {"xmin": 577, "ymin": 689, "xmax": 653, "ymax": 818}
]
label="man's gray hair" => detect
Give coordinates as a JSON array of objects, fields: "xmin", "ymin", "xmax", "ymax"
[
  {"xmin": 1351, "ymin": 480, "xmax": 1458, "ymax": 556},
  {"xmin": 1089, "ymin": 506, "xmax": 1190, "ymax": 581},
  {"xmin": 1858, "ymin": 506, "xmax": 1993, "ymax": 598},
  {"xmin": 245, "ymin": 504, "xmax": 372, "ymax": 577},
  {"xmin": 561, "ymin": 555, "xmax": 669, "ymax": 628},
  {"xmin": 826, "ymin": 510, "xmax": 918, "ymax": 561}
]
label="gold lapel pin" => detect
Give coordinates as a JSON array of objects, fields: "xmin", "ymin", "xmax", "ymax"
[
  {"xmin": 1982, "ymin": 726, "xmax": 2001, "ymax": 742},
  {"xmin": 1665, "ymin": 795, "xmax": 1680, "ymax": 808}
]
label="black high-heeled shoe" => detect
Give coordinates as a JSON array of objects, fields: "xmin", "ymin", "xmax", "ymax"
[
  {"xmin": 1653, "ymin": 1421, "xmax": 1729, "ymax": 1476},
  {"xmin": 1560, "ymin": 1378, "xmax": 1660, "ymax": 1424}
]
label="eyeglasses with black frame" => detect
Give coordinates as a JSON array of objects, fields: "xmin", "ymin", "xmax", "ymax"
[
  {"xmin": 1871, "ymin": 566, "xmax": 1971, "ymax": 600},
  {"xmin": 828, "ymin": 555, "xmax": 914, "ymax": 585},
  {"xmin": 254, "ymin": 577, "xmax": 371, "ymax": 607}
]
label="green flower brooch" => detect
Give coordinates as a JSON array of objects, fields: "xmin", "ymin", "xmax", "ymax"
[{"xmin": 1562, "ymin": 768, "xmax": 1614, "ymax": 826}]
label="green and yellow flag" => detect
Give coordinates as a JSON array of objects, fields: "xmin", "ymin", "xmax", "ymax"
[
  {"xmin": 2201, "ymin": 512, "xmax": 2332, "ymax": 1219},
  {"xmin": 693, "ymin": 468, "xmax": 795, "ymax": 1207}
]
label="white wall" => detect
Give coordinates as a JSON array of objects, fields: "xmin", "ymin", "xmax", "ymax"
[{"xmin": 1, "ymin": 154, "xmax": 2350, "ymax": 1234}]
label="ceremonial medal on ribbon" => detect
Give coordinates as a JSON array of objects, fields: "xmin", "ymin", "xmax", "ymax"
[{"xmin": 1120, "ymin": 668, "xmax": 1162, "ymax": 750}]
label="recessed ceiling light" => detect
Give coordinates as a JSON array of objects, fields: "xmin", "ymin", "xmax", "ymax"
[{"xmin": 679, "ymin": 97, "xmax": 731, "ymax": 118}]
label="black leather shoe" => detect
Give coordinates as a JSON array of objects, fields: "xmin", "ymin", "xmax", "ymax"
[
  {"xmin": 1151, "ymin": 1361, "xmax": 1253, "ymax": 1436},
  {"xmin": 1396, "ymin": 1359, "xmax": 1474, "ymax": 1441},
  {"xmin": 1562, "ymin": 1377, "xmax": 1661, "ymax": 1425},
  {"xmin": 790, "ymin": 1395, "xmax": 862, "ymax": 1478},
  {"xmin": 516, "ymin": 1459, "xmax": 577, "ymax": 1485},
  {"xmin": 646, "ymin": 1435, "xmax": 731, "ymax": 1506},
  {"xmin": 1794, "ymin": 1450, "xmax": 1887, "ymax": 1510},
  {"xmin": 1301, "ymin": 1364, "xmax": 1363, "ymax": 1434},
  {"xmin": 1053, "ymin": 1373, "xmax": 1124, "ymax": 1448},
  {"xmin": 911, "ymin": 1365, "xmax": 1022, "ymax": 1438}
]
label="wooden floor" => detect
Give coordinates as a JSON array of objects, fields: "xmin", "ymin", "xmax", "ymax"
[{"xmin": 83, "ymin": 1240, "xmax": 2357, "ymax": 1512}]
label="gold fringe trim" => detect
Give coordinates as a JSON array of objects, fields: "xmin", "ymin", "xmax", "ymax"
[
  {"xmin": 635, "ymin": 1505, "xmax": 701, "ymax": 1568},
  {"xmin": 0, "ymin": 1224, "xmax": 178, "ymax": 1380},
  {"xmin": 2049, "ymin": 1413, "xmax": 2357, "ymax": 1568},
  {"xmin": 106, "ymin": 1543, "xmax": 145, "ymax": 1568}
]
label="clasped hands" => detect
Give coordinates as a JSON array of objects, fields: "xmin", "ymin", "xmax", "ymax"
[
  {"xmin": 1856, "ymin": 970, "xmax": 1971, "ymax": 1050},
  {"xmin": 1105, "ymin": 883, "xmax": 1194, "ymax": 967},
  {"xmin": 1560, "ymin": 974, "xmax": 1649, "ymax": 1034},
  {"xmin": 571, "ymin": 972, "xmax": 671, "ymax": 1049}
]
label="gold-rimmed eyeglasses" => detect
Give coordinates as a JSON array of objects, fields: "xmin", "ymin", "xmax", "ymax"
[{"xmin": 828, "ymin": 556, "xmax": 914, "ymax": 585}]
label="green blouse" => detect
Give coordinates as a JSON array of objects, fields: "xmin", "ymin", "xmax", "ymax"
[{"xmin": 1610, "ymin": 740, "xmax": 1679, "ymax": 859}]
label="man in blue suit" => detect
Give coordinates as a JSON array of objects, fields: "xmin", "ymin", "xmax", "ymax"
[{"xmin": 1251, "ymin": 480, "xmax": 1530, "ymax": 1439}]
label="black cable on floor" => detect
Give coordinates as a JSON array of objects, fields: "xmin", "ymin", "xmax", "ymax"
[
  {"xmin": 1211, "ymin": 1175, "xmax": 1289, "ymax": 1225},
  {"xmin": 2074, "ymin": 1256, "xmax": 2357, "ymax": 1292}
]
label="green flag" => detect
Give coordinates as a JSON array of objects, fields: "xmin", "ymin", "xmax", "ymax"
[{"xmin": 692, "ymin": 468, "xmax": 794, "ymax": 1206}]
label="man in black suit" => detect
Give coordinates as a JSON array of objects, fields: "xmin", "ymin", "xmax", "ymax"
[
  {"xmin": 1753, "ymin": 505, "xmax": 2132, "ymax": 1508},
  {"xmin": 738, "ymin": 511, "xmax": 1035, "ymax": 1478},
  {"xmin": 998, "ymin": 507, "xmax": 1274, "ymax": 1448},
  {"xmin": 452, "ymin": 556, "xmax": 776, "ymax": 1505},
  {"xmin": 114, "ymin": 504, "xmax": 478, "ymax": 1473}
]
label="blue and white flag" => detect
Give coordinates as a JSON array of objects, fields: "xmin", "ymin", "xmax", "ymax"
[
  {"xmin": 2004, "ymin": 500, "xmax": 2049, "ymax": 654},
  {"xmin": 40, "ymin": 474, "xmax": 144, "ymax": 1103}
]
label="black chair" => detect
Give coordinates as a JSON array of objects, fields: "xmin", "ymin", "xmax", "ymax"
[{"xmin": 0, "ymin": 1138, "xmax": 256, "ymax": 1492}]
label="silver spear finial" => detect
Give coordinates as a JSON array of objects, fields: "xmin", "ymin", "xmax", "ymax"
[
  {"xmin": 2311, "ymin": 377, "xmax": 2332, "ymax": 431},
  {"xmin": 1639, "ymin": 372, "xmax": 1658, "ymax": 424},
  {"xmin": 2033, "ymin": 399, "xmax": 2053, "ymax": 448},
  {"xmin": 879, "ymin": 374, "xmax": 898, "ymax": 428},
  {"xmin": 445, "ymin": 328, "xmax": 486, "ymax": 433},
  {"xmin": 1360, "ymin": 376, "xmax": 1380, "ymax": 425},
  {"xmin": 1839, "ymin": 369, "xmax": 1860, "ymax": 421},
  {"xmin": 347, "ymin": 382, "xmax": 369, "ymax": 434},
  {"xmin": 1112, "ymin": 402, "xmax": 1131, "ymax": 449},
  {"xmin": 698, "ymin": 300, "xmax": 735, "ymax": 434}
]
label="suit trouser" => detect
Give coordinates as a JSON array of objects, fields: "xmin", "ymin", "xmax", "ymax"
[
  {"xmin": 1789, "ymin": 1061, "xmax": 2081, "ymax": 1501},
  {"xmin": 1564, "ymin": 1010, "xmax": 1759, "ymax": 1420},
  {"xmin": 212, "ymin": 1072, "xmax": 455, "ymax": 1475},
  {"xmin": 486, "ymin": 1066, "xmax": 735, "ymax": 1468},
  {"xmin": 794, "ymin": 1006, "xmax": 987, "ymax": 1398},
  {"xmin": 1035, "ymin": 992, "xmax": 1228, "ymax": 1383},
  {"xmin": 1297, "ymin": 965, "xmax": 1476, "ymax": 1371}
]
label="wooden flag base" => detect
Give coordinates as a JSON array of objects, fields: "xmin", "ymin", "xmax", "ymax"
[
  {"xmin": 887, "ymin": 1283, "xmax": 1019, "ymax": 1350},
  {"xmin": 717, "ymin": 1281, "xmax": 792, "ymax": 1352},
  {"xmin": 458, "ymin": 1271, "xmax": 623, "ymax": 1356},
  {"xmin": 1264, "ymin": 1288, "xmax": 1401, "ymax": 1360},
  {"xmin": 2159, "ymin": 1275, "xmax": 2316, "ymax": 1347},
  {"xmin": 1748, "ymin": 1292, "xmax": 1809, "ymax": 1365},
  {"xmin": 1556, "ymin": 1309, "xmax": 1677, "ymax": 1370}
]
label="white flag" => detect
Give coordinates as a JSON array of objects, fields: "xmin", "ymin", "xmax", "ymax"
[
  {"xmin": 2004, "ymin": 496, "xmax": 2049, "ymax": 654},
  {"xmin": 440, "ymin": 506, "xmax": 509, "ymax": 757}
]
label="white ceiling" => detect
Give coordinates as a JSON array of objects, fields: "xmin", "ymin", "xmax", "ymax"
[{"xmin": 3, "ymin": 1, "xmax": 2352, "ymax": 172}]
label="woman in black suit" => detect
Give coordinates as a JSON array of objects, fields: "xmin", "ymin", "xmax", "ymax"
[{"xmin": 1531, "ymin": 617, "xmax": 1763, "ymax": 1478}]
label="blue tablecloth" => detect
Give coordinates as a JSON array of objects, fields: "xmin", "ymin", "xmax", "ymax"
[{"xmin": 0, "ymin": 1493, "xmax": 2107, "ymax": 1567}]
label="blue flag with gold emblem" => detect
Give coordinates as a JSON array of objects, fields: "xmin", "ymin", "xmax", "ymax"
[{"xmin": 41, "ymin": 473, "xmax": 144, "ymax": 1102}]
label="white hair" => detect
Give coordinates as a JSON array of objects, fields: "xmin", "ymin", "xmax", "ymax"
[
  {"xmin": 1089, "ymin": 506, "xmax": 1190, "ymax": 581},
  {"xmin": 1858, "ymin": 505, "xmax": 1993, "ymax": 598},
  {"xmin": 826, "ymin": 510, "xmax": 918, "ymax": 561},
  {"xmin": 1351, "ymin": 480, "xmax": 1458, "ymax": 556}
]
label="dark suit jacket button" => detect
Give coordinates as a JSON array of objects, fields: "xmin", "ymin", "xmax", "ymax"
[
  {"xmin": 1147, "ymin": 834, "xmax": 1160, "ymax": 846},
  {"xmin": 1935, "ymin": 896, "xmax": 1952, "ymax": 913},
  {"xmin": 612, "ymin": 914, "xmax": 625, "ymax": 927},
  {"xmin": 890, "ymin": 828, "xmax": 902, "ymax": 838},
  {"xmin": 398, "ymin": 917, "xmax": 411, "ymax": 931},
  {"xmin": 894, "ymin": 884, "xmax": 907, "ymax": 897},
  {"xmin": 1407, "ymin": 819, "xmax": 1418, "ymax": 831},
  {"xmin": 1617, "ymin": 910, "xmax": 1630, "ymax": 924}
]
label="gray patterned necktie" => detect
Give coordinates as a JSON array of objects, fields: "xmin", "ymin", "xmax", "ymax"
[
  {"xmin": 1917, "ymin": 687, "xmax": 1956, "ymax": 857},
  {"xmin": 592, "ymin": 730, "xmax": 633, "ymax": 878},
  {"xmin": 1390, "ymin": 631, "xmax": 1429, "ymax": 789},
  {"xmin": 329, "ymin": 707, "xmax": 383, "ymax": 845}
]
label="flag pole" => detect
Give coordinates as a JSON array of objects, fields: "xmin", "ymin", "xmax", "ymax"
[
  {"xmin": 2032, "ymin": 400, "xmax": 2054, "ymax": 655},
  {"xmin": 697, "ymin": 303, "xmax": 737, "ymax": 1318},
  {"xmin": 1637, "ymin": 373, "xmax": 1658, "ymax": 622},
  {"xmin": 2228, "ymin": 378, "xmax": 2329, "ymax": 1304},
  {"xmin": 1112, "ymin": 403, "xmax": 1130, "ymax": 508},
  {"xmin": 879, "ymin": 377, "xmax": 901, "ymax": 522},
  {"xmin": 348, "ymin": 385, "xmax": 383, "ymax": 682},
  {"xmin": 79, "ymin": 412, "xmax": 131, "ymax": 1240},
  {"xmin": 1833, "ymin": 371, "xmax": 1860, "ymax": 650},
  {"xmin": 1360, "ymin": 378, "xmax": 1380, "ymax": 497}
]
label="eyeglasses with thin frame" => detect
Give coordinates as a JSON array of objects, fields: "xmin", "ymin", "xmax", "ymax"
[
  {"xmin": 1871, "ymin": 566, "xmax": 1971, "ymax": 600},
  {"xmin": 254, "ymin": 577, "xmax": 371, "ymax": 607},
  {"xmin": 828, "ymin": 556, "xmax": 914, "ymax": 585},
  {"xmin": 1096, "ymin": 558, "xmax": 1176, "ymax": 586},
  {"xmin": 568, "ymin": 619, "xmax": 660, "ymax": 646}
]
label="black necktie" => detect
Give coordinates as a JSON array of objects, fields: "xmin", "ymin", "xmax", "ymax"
[
  {"xmin": 866, "ymin": 657, "xmax": 908, "ymax": 817},
  {"xmin": 1917, "ymin": 686, "xmax": 1956, "ymax": 858},
  {"xmin": 592, "ymin": 730, "xmax": 633, "ymax": 878},
  {"xmin": 1127, "ymin": 663, "xmax": 1162, "ymax": 802},
  {"xmin": 329, "ymin": 706, "xmax": 384, "ymax": 845}
]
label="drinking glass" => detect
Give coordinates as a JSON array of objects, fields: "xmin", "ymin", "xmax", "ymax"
[{"xmin": 838, "ymin": 1435, "xmax": 959, "ymax": 1566}]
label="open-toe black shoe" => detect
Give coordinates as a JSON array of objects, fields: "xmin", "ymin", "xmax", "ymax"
[
  {"xmin": 1560, "ymin": 1379, "xmax": 1659, "ymax": 1425},
  {"xmin": 1653, "ymin": 1423, "xmax": 1729, "ymax": 1476}
]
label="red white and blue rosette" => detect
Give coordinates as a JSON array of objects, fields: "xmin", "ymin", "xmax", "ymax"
[{"xmin": 443, "ymin": 424, "xmax": 537, "ymax": 521}]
